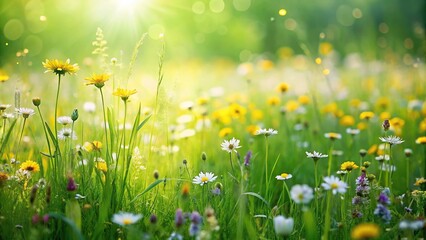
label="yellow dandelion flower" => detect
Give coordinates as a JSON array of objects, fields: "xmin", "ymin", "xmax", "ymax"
[
  {"xmin": 219, "ymin": 127, "xmax": 233, "ymax": 137},
  {"xmin": 259, "ymin": 59, "xmax": 274, "ymax": 70},
  {"xmin": 367, "ymin": 144, "xmax": 377, "ymax": 155},
  {"xmin": 0, "ymin": 69, "xmax": 9, "ymax": 82},
  {"xmin": 113, "ymin": 88, "xmax": 137, "ymax": 101},
  {"xmin": 321, "ymin": 102, "xmax": 338, "ymax": 114},
  {"xmin": 267, "ymin": 96, "xmax": 280, "ymax": 106},
  {"xmin": 390, "ymin": 117, "xmax": 405, "ymax": 128},
  {"xmin": 351, "ymin": 223, "xmax": 380, "ymax": 240},
  {"xmin": 357, "ymin": 122, "xmax": 367, "ymax": 130},
  {"xmin": 83, "ymin": 142, "xmax": 94, "ymax": 152},
  {"xmin": 285, "ymin": 100, "xmax": 300, "ymax": 112},
  {"xmin": 339, "ymin": 115, "xmax": 355, "ymax": 126},
  {"xmin": 379, "ymin": 112, "xmax": 391, "ymax": 121},
  {"xmin": 92, "ymin": 141, "xmax": 102, "ymax": 150},
  {"xmin": 20, "ymin": 160, "xmax": 40, "ymax": 173},
  {"xmin": 416, "ymin": 136, "xmax": 426, "ymax": 144},
  {"xmin": 340, "ymin": 161, "xmax": 359, "ymax": 172},
  {"xmin": 197, "ymin": 97, "xmax": 209, "ymax": 106},
  {"xmin": 251, "ymin": 109, "xmax": 263, "ymax": 121},
  {"xmin": 85, "ymin": 73, "xmax": 110, "ymax": 89},
  {"xmin": 96, "ymin": 161, "xmax": 108, "ymax": 173},
  {"xmin": 228, "ymin": 103, "xmax": 246, "ymax": 119},
  {"xmin": 360, "ymin": 111, "xmax": 375, "ymax": 120},
  {"xmin": 247, "ymin": 125, "xmax": 260, "ymax": 135},
  {"xmin": 376, "ymin": 97, "xmax": 390, "ymax": 109},
  {"xmin": 324, "ymin": 132, "xmax": 342, "ymax": 140},
  {"xmin": 276, "ymin": 83, "xmax": 289, "ymax": 94},
  {"xmin": 298, "ymin": 95, "xmax": 310, "ymax": 105},
  {"xmin": 42, "ymin": 59, "xmax": 79, "ymax": 76},
  {"xmin": 350, "ymin": 99, "xmax": 361, "ymax": 108}
]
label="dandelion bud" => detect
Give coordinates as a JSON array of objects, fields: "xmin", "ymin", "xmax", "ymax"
[
  {"xmin": 359, "ymin": 149, "xmax": 367, "ymax": 157},
  {"xmin": 182, "ymin": 159, "xmax": 187, "ymax": 165},
  {"xmin": 201, "ymin": 152, "xmax": 207, "ymax": 161},
  {"xmin": 67, "ymin": 177, "xmax": 77, "ymax": 192},
  {"xmin": 404, "ymin": 148, "xmax": 413, "ymax": 157},
  {"xmin": 153, "ymin": 170, "xmax": 159, "ymax": 180},
  {"xmin": 273, "ymin": 216, "xmax": 294, "ymax": 237},
  {"xmin": 149, "ymin": 214, "xmax": 158, "ymax": 224},
  {"xmin": 382, "ymin": 119, "xmax": 390, "ymax": 131},
  {"xmin": 363, "ymin": 161, "xmax": 371, "ymax": 168},
  {"xmin": 32, "ymin": 97, "xmax": 41, "ymax": 107},
  {"xmin": 71, "ymin": 108, "xmax": 78, "ymax": 121},
  {"xmin": 30, "ymin": 184, "xmax": 38, "ymax": 205}
]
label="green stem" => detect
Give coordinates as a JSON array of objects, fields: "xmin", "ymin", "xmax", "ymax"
[
  {"xmin": 323, "ymin": 191, "xmax": 332, "ymax": 240},
  {"xmin": 229, "ymin": 152, "xmax": 234, "ymax": 172},
  {"xmin": 99, "ymin": 88, "xmax": 111, "ymax": 165},
  {"xmin": 406, "ymin": 157, "xmax": 410, "ymax": 190},
  {"xmin": 265, "ymin": 136, "xmax": 269, "ymax": 196},
  {"xmin": 54, "ymin": 74, "xmax": 61, "ymax": 147},
  {"xmin": 17, "ymin": 118, "xmax": 27, "ymax": 158},
  {"xmin": 1, "ymin": 118, "xmax": 6, "ymax": 143},
  {"xmin": 327, "ymin": 142, "xmax": 334, "ymax": 176}
]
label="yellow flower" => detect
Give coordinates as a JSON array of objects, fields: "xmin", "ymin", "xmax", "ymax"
[
  {"xmin": 340, "ymin": 161, "xmax": 359, "ymax": 172},
  {"xmin": 321, "ymin": 102, "xmax": 338, "ymax": 114},
  {"xmin": 228, "ymin": 103, "xmax": 246, "ymax": 120},
  {"xmin": 350, "ymin": 99, "xmax": 361, "ymax": 108},
  {"xmin": 251, "ymin": 109, "xmax": 263, "ymax": 121},
  {"xmin": 259, "ymin": 59, "xmax": 274, "ymax": 70},
  {"xmin": 357, "ymin": 122, "xmax": 367, "ymax": 130},
  {"xmin": 414, "ymin": 177, "xmax": 426, "ymax": 186},
  {"xmin": 339, "ymin": 115, "xmax": 355, "ymax": 126},
  {"xmin": 367, "ymin": 144, "xmax": 378, "ymax": 155},
  {"xmin": 285, "ymin": 100, "xmax": 300, "ymax": 112},
  {"xmin": 416, "ymin": 136, "xmax": 426, "ymax": 144},
  {"xmin": 319, "ymin": 42, "xmax": 333, "ymax": 55},
  {"xmin": 376, "ymin": 97, "xmax": 390, "ymax": 109},
  {"xmin": 351, "ymin": 223, "xmax": 380, "ymax": 240},
  {"xmin": 276, "ymin": 83, "xmax": 289, "ymax": 94},
  {"xmin": 42, "ymin": 59, "xmax": 79, "ymax": 76},
  {"xmin": 298, "ymin": 95, "xmax": 310, "ymax": 105},
  {"xmin": 420, "ymin": 119, "xmax": 426, "ymax": 132},
  {"xmin": 219, "ymin": 127, "xmax": 233, "ymax": 137},
  {"xmin": 96, "ymin": 161, "xmax": 108, "ymax": 173},
  {"xmin": 0, "ymin": 69, "xmax": 9, "ymax": 82},
  {"xmin": 360, "ymin": 111, "xmax": 375, "ymax": 120},
  {"xmin": 0, "ymin": 172, "xmax": 8, "ymax": 186},
  {"xmin": 247, "ymin": 125, "xmax": 260, "ymax": 135},
  {"xmin": 267, "ymin": 96, "xmax": 280, "ymax": 106},
  {"xmin": 113, "ymin": 88, "xmax": 137, "ymax": 101},
  {"xmin": 20, "ymin": 160, "xmax": 40, "ymax": 173},
  {"xmin": 379, "ymin": 112, "xmax": 391, "ymax": 121},
  {"xmin": 85, "ymin": 73, "xmax": 110, "ymax": 88},
  {"xmin": 197, "ymin": 97, "xmax": 209, "ymax": 106}
]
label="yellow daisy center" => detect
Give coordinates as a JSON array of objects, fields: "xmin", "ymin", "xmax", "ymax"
[
  {"xmin": 280, "ymin": 173, "xmax": 289, "ymax": 178},
  {"xmin": 201, "ymin": 176, "xmax": 209, "ymax": 182},
  {"xmin": 123, "ymin": 218, "xmax": 132, "ymax": 225},
  {"xmin": 331, "ymin": 183, "xmax": 338, "ymax": 189}
]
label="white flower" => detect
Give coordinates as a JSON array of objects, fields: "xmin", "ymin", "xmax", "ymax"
[
  {"xmin": 2, "ymin": 113, "xmax": 14, "ymax": 119},
  {"xmin": 57, "ymin": 128, "xmax": 77, "ymax": 140},
  {"xmin": 112, "ymin": 212, "xmax": 142, "ymax": 226},
  {"xmin": 178, "ymin": 129, "xmax": 196, "ymax": 139},
  {"xmin": 290, "ymin": 184, "xmax": 314, "ymax": 204},
  {"xmin": 220, "ymin": 138, "xmax": 241, "ymax": 153},
  {"xmin": 375, "ymin": 155, "xmax": 390, "ymax": 162},
  {"xmin": 179, "ymin": 101, "xmax": 194, "ymax": 110},
  {"xmin": 379, "ymin": 136, "xmax": 404, "ymax": 145},
  {"xmin": 324, "ymin": 132, "xmax": 342, "ymax": 140},
  {"xmin": 255, "ymin": 128, "xmax": 278, "ymax": 137},
  {"xmin": 192, "ymin": 172, "xmax": 217, "ymax": 186},
  {"xmin": 399, "ymin": 220, "xmax": 424, "ymax": 230},
  {"xmin": 0, "ymin": 104, "xmax": 12, "ymax": 111},
  {"xmin": 273, "ymin": 216, "xmax": 294, "ymax": 236},
  {"xmin": 322, "ymin": 175, "xmax": 348, "ymax": 195},
  {"xmin": 275, "ymin": 173, "xmax": 293, "ymax": 180},
  {"xmin": 305, "ymin": 151, "xmax": 328, "ymax": 160},
  {"xmin": 57, "ymin": 116, "xmax": 73, "ymax": 125},
  {"xmin": 17, "ymin": 108, "xmax": 35, "ymax": 118},
  {"xmin": 83, "ymin": 101, "xmax": 96, "ymax": 113},
  {"xmin": 346, "ymin": 128, "xmax": 360, "ymax": 135},
  {"xmin": 379, "ymin": 163, "xmax": 396, "ymax": 172}
]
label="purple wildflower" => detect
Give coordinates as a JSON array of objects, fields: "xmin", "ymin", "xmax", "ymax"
[
  {"xmin": 175, "ymin": 209, "xmax": 184, "ymax": 228},
  {"xmin": 244, "ymin": 150, "xmax": 252, "ymax": 166}
]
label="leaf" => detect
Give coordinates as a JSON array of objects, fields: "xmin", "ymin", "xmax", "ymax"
[
  {"xmin": 241, "ymin": 192, "xmax": 270, "ymax": 207},
  {"xmin": 130, "ymin": 179, "xmax": 163, "ymax": 204},
  {"xmin": 65, "ymin": 199, "xmax": 82, "ymax": 231},
  {"xmin": 0, "ymin": 119, "xmax": 17, "ymax": 155},
  {"xmin": 137, "ymin": 114, "xmax": 151, "ymax": 132}
]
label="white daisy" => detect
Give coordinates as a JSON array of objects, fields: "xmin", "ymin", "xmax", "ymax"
[
  {"xmin": 273, "ymin": 216, "xmax": 294, "ymax": 237},
  {"xmin": 0, "ymin": 104, "xmax": 12, "ymax": 111},
  {"xmin": 255, "ymin": 128, "xmax": 278, "ymax": 137},
  {"xmin": 305, "ymin": 151, "xmax": 328, "ymax": 160},
  {"xmin": 83, "ymin": 101, "xmax": 96, "ymax": 113},
  {"xmin": 57, "ymin": 128, "xmax": 77, "ymax": 140},
  {"xmin": 57, "ymin": 116, "xmax": 73, "ymax": 125},
  {"xmin": 346, "ymin": 128, "xmax": 360, "ymax": 135},
  {"xmin": 275, "ymin": 173, "xmax": 293, "ymax": 180},
  {"xmin": 17, "ymin": 108, "xmax": 35, "ymax": 118},
  {"xmin": 324, "ymin": 132, "xmax": 342, "ymax": 140},
  {"xmin": 192, "ymin": 172, "xmax": 217, "ymax": 186},
  {"xmin": 220, "ymin": 138, "xmax": 241, "ymax": 153},
  {"xmin": 321, "ymin": 175, "xmax": 348, "ymax": 195},
  {"xmin": 379, "ymin": 135, "xmax": 404, "ymax": 145},
  {"xmin": 290, "ymin": 184, "xmax": 314, "ymax": 204},
  {"xmin": 2, "ymin": 113, "xmax": 14, "ymax": 119},
  {"xmin": 112, "ymin": 212, "xmax": 142, "ymax": 226}
]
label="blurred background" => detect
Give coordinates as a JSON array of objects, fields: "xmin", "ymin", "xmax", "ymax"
[{"xmin": 0, "ymin": 0, "xmax": 425, "ymax": 71}]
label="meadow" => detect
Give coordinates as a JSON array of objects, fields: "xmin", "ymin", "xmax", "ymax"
[{"xmin": 1, "ymin": 1, "xmax": 426, "ymax": 240}]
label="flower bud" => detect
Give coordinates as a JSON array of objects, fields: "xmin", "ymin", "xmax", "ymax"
[
  {"xmin": 273, "ymin": 215, "xmax": 294, "ymax": 237},
  {"xmin": 71, "ymin": 109, "xmax": 79, "ymax": 121},
  {"xmin": 32, "ymin": 97, "xmax": 41, "ymax": 107}
]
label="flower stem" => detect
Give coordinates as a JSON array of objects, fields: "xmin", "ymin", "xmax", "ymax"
[
  {"xmin": 323, "ymin": 191, "xmax": 332, "ymax": 240},
  {"xmin": 327, "ymin": 142, "xmax": 334, "ymax": 176},
  {"xmin": 54, "ymin": 74, "xmax": 61, "ymax": 146},
  {"xmin": 99, "ymin": 88, "xmax": 110, "ymax": 165},
  {"xmin": 229, "ymin": 152, "xmax": 234, "ymax": 172},
  {"xmin": 265, "ymin": 136, "xmax": 269, "ymax": 196}
]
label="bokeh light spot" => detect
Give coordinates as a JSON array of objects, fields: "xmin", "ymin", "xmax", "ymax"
[
  {"xmin": 149, "ymin": 24, "xmax": 165, "ymax": 40},
  {"xmin": 192, "ymin": 1, "xmax": 206, "ymax": 14},
  {"xmin": 40, "ymin": 15, "xmax": 47, "ymax": 21},
  {"xmin": 233, "ymin": 0, "xmax": 251, "ymax": 12},
  {"xmin": 336, "ymin": 5, "xmax": 354, "ymax": 26},
  {"xmin": 210, "ymin": 0, "xmax": 225, "ymax": 13},
  {"xmin": 24, "ymin": 35, "xmax": 43, "ymax": 56},
  {"xmin": 3, "ymin": 19, "xmax": 24, "ymax": 40},
  {"xmin": 279, "ymin": 9, "xmax": 287, "ymax": 16},
  {"xmin": 284, "ymin": 18, "xmax": 297, "ymax": 31},
  {"xmin": 352, "ymin": 8, "xmax": 362, "ymax": 19}
]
